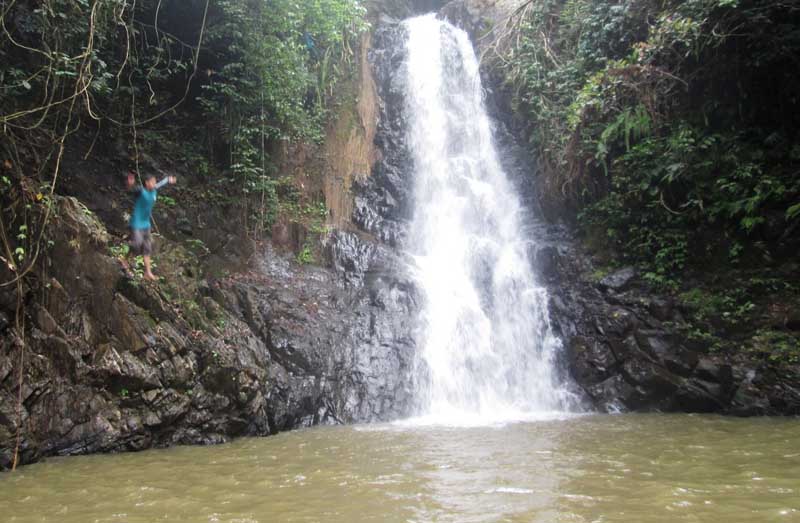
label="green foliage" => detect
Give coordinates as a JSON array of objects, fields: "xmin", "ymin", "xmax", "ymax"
[
  {"xmin": 502, "ymin": 0, "xmax": 800, "ymax": 280},
  {"xmin": 280, "ymin": 197, "xmax": 328, "ymax": 234},
  {"xmin": 190, "ymin": 0, "xmax": 365, "ymax": 239},
  {"xmin": 750, "ymin": 330, "xmax": 800, "ymax": 366},
  {"xmin": 200, "ymin": 0, "xmax": 365, "ymax": 140},
  {"xmin": 109, "ymin": 244, "xmax": 130, "ymax": 259},
  {"xmin": 197, "ymin": 0, "xmax": 366, "ymax": 189},
  {"xmin": 670, "ymin": 274, "xmax": 799, "ymax": 360},
  {"xmin": 679, "ymin": 287, "xmax": 755, "ymax": 325},
  {"xmin": 2, "ymin": 0, "xmax": 365, "ymax": 255},
  {"xmin": 595, "ymin": 104, "xmax": 651, "ymax": 169},
  {"xmin": 296, "ymin": 243, "xmax": 314, "ymax": 265},
  {"xmin": 159, "ymin": 195, "xmax": 177, "ymax": 207},
  {"xmin": 587, "ymin": 265, "xmax": 613, "ymax": 282}
]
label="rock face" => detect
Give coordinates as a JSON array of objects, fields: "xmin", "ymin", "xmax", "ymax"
[
  {"xmin": 357, "ymin": 22, "xmax": 414, "ymax": 247},
  {"xmin": 526, "ymin": 225, "xmax": 800, "ymax": 416},
  {"xmin": 0, "ymin": 193, "xmax": 420, "ymax": 469},
  {"xmin": 0, "ymin": 13, "xmax": 431, "ymax": 471}
]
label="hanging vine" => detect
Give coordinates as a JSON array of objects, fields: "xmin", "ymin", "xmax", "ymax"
[{"xmin": 0, "ymin": 0, "xmax": 212, "ymax": 471}]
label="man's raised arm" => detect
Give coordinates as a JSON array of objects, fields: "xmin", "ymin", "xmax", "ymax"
[{"xmin": 154, "ymin": 176, "xmax": 177, "ymax": 190}]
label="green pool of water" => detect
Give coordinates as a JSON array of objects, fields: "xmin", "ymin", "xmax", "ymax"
[{"xmin": 1, "ymin": 414, "xmax": 799, "ymax": 522}]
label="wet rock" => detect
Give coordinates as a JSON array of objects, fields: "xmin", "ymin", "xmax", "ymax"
[
  {"xmin": 694, "ymin": 358, "xmax": 733, "ymax": 386},
  {"xmin": 587, "ymin": 374, "xmax": 645, "ymax": 412},
  {"xmin": 567, "ymin": 337, "xmax": 616, "ymax": 386},
  {"xmin": 440, "ymin": 0, "xmax": 492, "ymax": 38},
  {"xmin": 45, "ymin": 335, "xmax": 81, "ymax": 382},
  {"xmin": 439, "ymin": 0, "xmax": 521, "ymax": 44},
  {"xmin": 634, "ymin": 330, "xmax": 698, "ymax": 377},
  {"xmin": 535, "ymin": 225, "xmax": 799, "ymax": 416},
  {"xmin": 531, "ymin": 245, "xmax": 562, "ymax": 281},
  {"xmin": 35, "ymin": 305, "xmax": 65, "ymax": 337},
  {"xmin": 0, "ymin": 357, "xmax": 11, "ymax": 384},
  {"xmin": 648, "ymin": 298, "xmax": 674, "ymax": 322},
  {"xmin": 176, "ymin": 216, "xmax": 193, "ymax": 236},
  {"xmin": 673, "ymin": 380, "xmax": 725, "ymax": 412},
  {"xmin": 599, "ymin": 308, "xmax": 638, "ymax": 337},
  {"xmin": 93, "ymin": 345, "xmax": 163, "ymax": 391},
  {"xmin": 4, "ymin": 193, "xmax": 419, "ymax": 470},
  {"xmin": 326, "ymin": 231, "xmax": 377, "ymax": 287},
  {"xmin": 368, "ymin": 0, "xmax": 445, "ymax": 20},
  {"xmin": 361, "ymin": 20, "xmax": 414, "ymax": 246},
  {"xmin": 598, "ymin": 267, "xmax": 637, "ymax": 292},
  {"xmin": 118, "ymin": 279, "xmax": 180, "ymax": 326},
  {"xmin": 107, "ymin": 296, "xmax": 158, "ymax": 352},
  {"xmin": 767, "ymin": 383, "xmax": 800, "ymax": 415},
  {"xmin": 622, "ymin": 358, "xmax": 680, "ymax": 398},
  {"xmin": 730, "ymin": 385, "xmax": 772, "ymax": 416},
  {"xmin": 141, "ymin": 388, "xmax": 191, "ymax": 427}
]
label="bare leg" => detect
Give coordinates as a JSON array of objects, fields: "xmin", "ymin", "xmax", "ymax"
[{"xmin": 143, "ymin": 255, "xmax": 156, "ymax": 280}]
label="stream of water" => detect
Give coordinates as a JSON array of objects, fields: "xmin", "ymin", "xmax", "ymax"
[{"xmin": 404, "ymin": 14, "xmax": 574, "ymax": 423}]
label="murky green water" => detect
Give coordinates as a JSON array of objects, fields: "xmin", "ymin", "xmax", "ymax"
[{"xmin": 1, "ymin": 414, "xmax": 799, "ymax": 522}]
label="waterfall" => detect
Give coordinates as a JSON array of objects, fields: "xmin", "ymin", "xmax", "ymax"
[{"xmin": 403, "ymin": 15, "xmax": 574, "ymax": 424}]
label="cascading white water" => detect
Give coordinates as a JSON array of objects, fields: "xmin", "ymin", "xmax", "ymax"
[{"xmin": 404, "ymin": 15, "xmax": 575, "ymax": 424}]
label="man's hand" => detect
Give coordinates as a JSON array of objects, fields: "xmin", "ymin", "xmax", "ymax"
[{"xmin": 168, "ymin": 176, "xmax": 177, "ymax": 184}]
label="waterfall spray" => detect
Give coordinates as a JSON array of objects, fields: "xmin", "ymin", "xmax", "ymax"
[{"xmin": 403, "ymin": 15, "xmax": 575, "ymax": 424}]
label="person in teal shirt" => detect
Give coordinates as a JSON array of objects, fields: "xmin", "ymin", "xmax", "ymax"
[{"xmin": 125, "ymin": 171, "xmax": 177, "ymax": 280}]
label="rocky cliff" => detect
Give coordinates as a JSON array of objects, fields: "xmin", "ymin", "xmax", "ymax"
[
  {"xmin": 0, "ymin": 185, "xmax": 421, "ymax": 470},
  {"xmin": 533, "ymin": 233, "xmax": 800, "ymax": 416},
  {"xmin": 0, "ymin": 5, "xmax": 422, "ymax": 470}
]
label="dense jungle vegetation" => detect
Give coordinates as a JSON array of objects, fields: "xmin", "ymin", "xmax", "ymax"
[
  {"xmin": 498, "ymin": 0, "xmax": 799, "ymax": 360},
  {"xmin": 1, "ymin": 0, "xmax": 798, "ymax": 364},
  {"xmin": 0, "ymin": 0, "xmax": 367, "ymax": 271}
]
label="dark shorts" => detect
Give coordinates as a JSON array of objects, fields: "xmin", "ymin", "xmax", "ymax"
[{"xmin": 129, "ymin": 228, "xmax": 153, "ymax": 256}]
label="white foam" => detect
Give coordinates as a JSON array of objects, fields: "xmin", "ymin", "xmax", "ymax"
[
  {"xmin": 402, "ymin": 14, "xmax": 579, "ymax": 426},
  {"xmin": 484, "ymin": 487, "xmax": 535, "ymax": 495},
  {"xmin": 396, "ymin": 410, "xmax": 580, "ymax": 429}
]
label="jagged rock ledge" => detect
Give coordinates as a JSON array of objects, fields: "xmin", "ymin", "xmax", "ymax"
[{"xmin": 0, "ymin": 192, "xmax": 420, "ymax": 470}]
